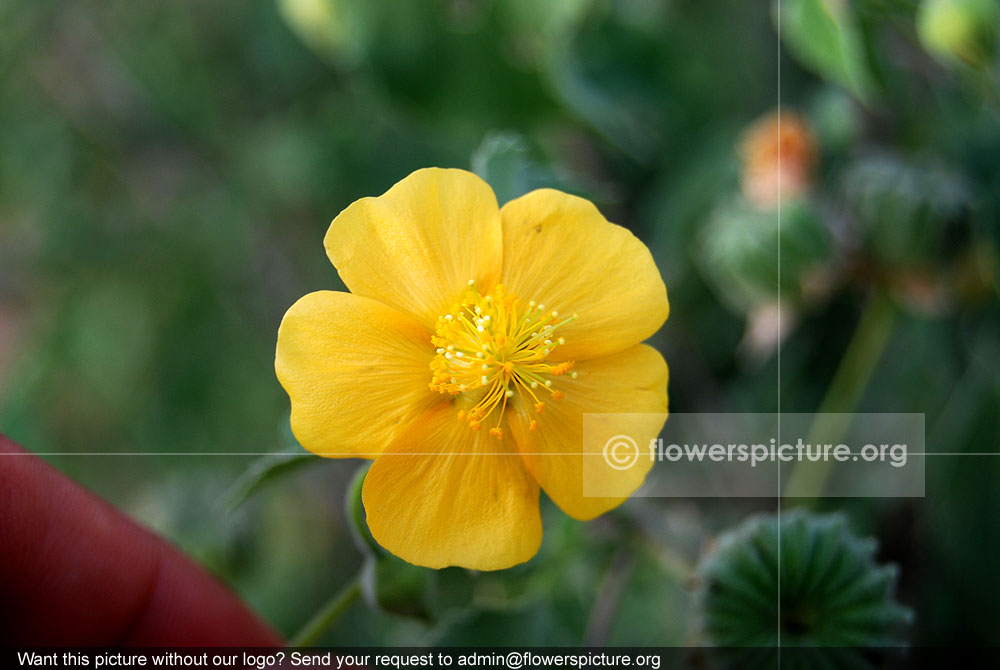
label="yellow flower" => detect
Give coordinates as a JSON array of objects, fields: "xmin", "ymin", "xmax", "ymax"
[{"xmin": 275, "ymin": 168, "xmax": 669, "ymax": 570}]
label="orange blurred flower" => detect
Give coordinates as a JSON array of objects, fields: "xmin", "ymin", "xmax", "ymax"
[{"xmin": 740, "ymin": 112, "xmax": 816, "ymax": 209}]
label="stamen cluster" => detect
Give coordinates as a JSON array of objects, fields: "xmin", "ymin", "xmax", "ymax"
[{"xmin": 430, "ymin": 281, "xmax": 577, "ymax": 438}]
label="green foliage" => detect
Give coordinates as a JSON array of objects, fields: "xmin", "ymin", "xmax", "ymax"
[
  {"xmin": 698, "ymin": 197, "xmax": 832, "ymax": 313},
  {"xmin": 918, "ymin": 0, "xmax": 999, "ymax": 69},
  {"xmin": 222, "ymin": 450, "xmax": 320, "ymax": 512},
  {"xmin": 776, "ymin": 0, "xmax": 878, "ymax": 102},
  {"xmin": 471, "ymin": 132, "xmax": 581, "ymax": 206},
  {"xmin": 1, "ymin": 0, "xmax": 999, "ymax": 648},
  {"xmin": 842, "ymin": 154, "xmax": 974, "ymax": 270},
  {"xmin": 697, "ymin": 511, "xmax": 912, "ymax": 656}
]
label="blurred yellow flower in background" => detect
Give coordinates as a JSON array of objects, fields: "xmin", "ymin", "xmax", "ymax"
[{"xmin": 275, "ymin": 168, "xmax": 669, "ymax": 570}]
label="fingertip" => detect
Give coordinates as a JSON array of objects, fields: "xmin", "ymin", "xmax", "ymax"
[{"xmin": 0, "ymin": 435, "xmax": 282, "ymax": 646}]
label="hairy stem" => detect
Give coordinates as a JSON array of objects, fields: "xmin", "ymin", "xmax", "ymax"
[{"xmin": 287, "ymin": 576, "xmax": 362, "ymax": 647}]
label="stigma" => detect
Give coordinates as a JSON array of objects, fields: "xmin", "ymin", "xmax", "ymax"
[{"xmin": 429, "ymin": 281, "xmax": 576, "ymax": 438}]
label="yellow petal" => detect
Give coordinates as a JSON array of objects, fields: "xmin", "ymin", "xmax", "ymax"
[
  {"xmin": 507, "ymin": 344, "xmax": 669, "ymax": 520},
  {"xmin": 325, "ymin": 168, "xmax": 503, "ymax": 329},
  {"xmin": 499, "ymin": 189, "xmax": 669, "ymax": 360},
  {"xmin": 275, "ymin": 291, "xmax": 439, "ymax": 458},
  {"xmin": 363, "ymin": 406, "xmax": 542, "ymax": 570}
]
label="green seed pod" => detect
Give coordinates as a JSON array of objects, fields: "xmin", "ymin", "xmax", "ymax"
[
  {"xmin": 917, "ymin": 0, "xmax": 999, "ymax": 70},
  {"xmin": 842, "ymin": 154, "xmax": 973, "ymax": 272},
  {"xmin": 696, "ymin": 510, "xmax": 912, "ymax": 656},
  {"xmin": 697, "ymin": 196, "xmax": 832, "ymax": 314}
]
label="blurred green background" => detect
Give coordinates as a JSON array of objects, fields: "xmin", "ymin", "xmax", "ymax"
[{"xmin": 2, "ymin": 0, "xmax": 999, "ymax": 649}]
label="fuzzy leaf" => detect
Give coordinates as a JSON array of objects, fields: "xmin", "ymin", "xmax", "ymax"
[{"xmin": 221, "ymin": 451, "xmax": 320, "ymax": 511}]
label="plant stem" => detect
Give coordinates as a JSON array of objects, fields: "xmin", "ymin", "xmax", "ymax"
[
  {"xmin": 782, "ymin": 290, "xmax": 896, "ymax": 502},
  {"xmin": 287, "ymin": 575, "xmax": 362, "ymax": 647},
  {"xmin": 637, "ymin": 533, "xmax": 696, "ymax": 586},
  {"xmin": 584, "ymin": 550, "xmax": 635, "ymax": 646}
]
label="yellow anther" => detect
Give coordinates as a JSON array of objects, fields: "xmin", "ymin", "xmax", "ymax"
[{"xmin": 429, "ymin": 284, "xmax": 577, "ymax": 432}]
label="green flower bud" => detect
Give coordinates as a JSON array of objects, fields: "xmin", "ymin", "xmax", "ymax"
[
  {"xmin": 696, "ymin": 511, "xmax": 912, "ymax": 656},
  {"xmin": 278, "ymin": 0, "xmax": 358, "ymax": 65},
  {"xmin": 842, "ymin": 155, "xmax": 973, "ymax": 271},
  {"xmin": 697, "ymin": 196, "xmax": 832, "ymax": 314},
  {"xmin": 360, "ymin": 554, "xmax": 433, "ymax": 620},
  {"xmin": 917, "ymin": 0, "xmax": 999, "ymax": 69}
]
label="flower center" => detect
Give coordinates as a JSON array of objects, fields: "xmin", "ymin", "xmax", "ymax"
[{"xmin": 429, "ymin": 281, "xmax": 577, "ymax": 439}]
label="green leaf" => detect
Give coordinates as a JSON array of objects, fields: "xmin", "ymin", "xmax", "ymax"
[
  {"xmin": 360, "ymin": 554, "xmax": 434, "ymax": 620},
  {"xmin": 776, "ymin": 0, "xmax": 877, "ymax": 102},
  {"xmin": 917, "ymin": 0, "xmax": 999, "ymax": 70},
  {"xmin": 471, "ymin": 131, "xmax": 581, "ymax": 206},
  {"xmin": 543, "ymin": 50, "xmax": 662, "ymax": 164},
  {"xmin": 221, "ymin": 450, "xmax": 320, "ymax": 512},
  {"xmin": 696, "ymin": 196, "xmax": 832, "ymax": 314}
]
